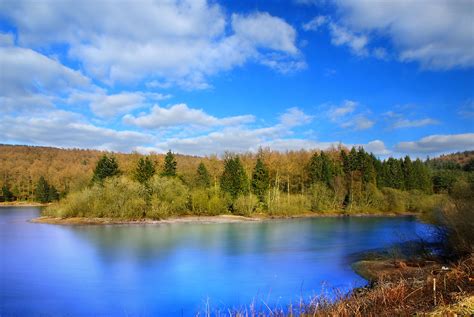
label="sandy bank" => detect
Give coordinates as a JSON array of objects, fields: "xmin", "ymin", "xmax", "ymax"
[{"xmin": 31, "ymin": 214, "xmax": 262, "ymax": 225}]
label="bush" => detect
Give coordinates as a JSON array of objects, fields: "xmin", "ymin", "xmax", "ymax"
[
  {"xmin": 190, "ymin": 188, "xmax": 229, "ymax": 216},
  {"xmin": 381, "ymin": 187, "xmax": 408, "ymax": 213},
  {"xmin": 267, "ymin": 193, "xmax": 310, "ymax": 216},
  {"xmin": 233, "ymin": 194, "xmax": 258, "ymax": 216},
  {"xmin": 149, "ymin": 176, "xmax": 189, "ymax": 217},
  {"xmin": 434, "ymin": 179, "xmax": 474, "ymax": 258},
  {"xmin": 308, "ymin": 182, "xmax": 334, "ymax": 212},
  {"xmin": 406, "ymin": 190, "xmax": 443, "ymax": 213},
  {"xmin": 44, "ymin": 177, "xmax": 148, "ymax": 219}
]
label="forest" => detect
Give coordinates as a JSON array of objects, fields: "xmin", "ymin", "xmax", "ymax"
[{"xmin": 1, "ymin": 144, "xmax": 473, "ymax": 218}]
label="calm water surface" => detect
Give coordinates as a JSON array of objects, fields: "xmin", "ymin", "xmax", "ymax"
[{"xmin": 0, "ymin": 207, "xmax": 433, "ymax": 316}]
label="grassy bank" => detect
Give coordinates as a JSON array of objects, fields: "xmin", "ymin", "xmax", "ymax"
[{"xmin": 0, "ymin": 201, "xmax": 48, "ymax": 207}]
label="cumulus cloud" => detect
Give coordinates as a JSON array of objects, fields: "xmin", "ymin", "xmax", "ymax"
[
  {"xmin": 123, "ymin": 103, "xmax": 255, "ymax": 129},
  {"xmin": 67, "ymin": 90, "xmax": 171, "ymax": 117},
  {"xmin": 325, "ymin": 100, "xmax": 374, "ymax": 130},
  {"xmin": 395, "ymin": 133, "xmax": 474, "ymax": 154},
  {"xmin": 0, "ymin": 40, "xmax": 90, "ymax": 112},
  {"xmin": 0, "ymin": 0, "xmax": 303, "ymax": 88},
  {"xmin": 332, "ymin": 0, "xmax": 474, "ymax": 69},
  {"xmin": 151, "ymin": 107, "xmax": 315, "ymax": 155},
  {"xmin": 0, "ymin": 111, "xmax": 152, "ymax": 152},
  {"xmin": 361, "ymin": 140, "xmax": 390, "ymax": 156}
]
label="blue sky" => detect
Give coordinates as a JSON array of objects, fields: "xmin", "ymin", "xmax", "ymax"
[{"xmin": 0, "ymin": 0, "xmax": 473, "ymax": 157}]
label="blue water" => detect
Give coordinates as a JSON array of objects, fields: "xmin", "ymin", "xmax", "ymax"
[{"xmin": 0, "ymin": 207, "xmax": 433, "ymax": 316}]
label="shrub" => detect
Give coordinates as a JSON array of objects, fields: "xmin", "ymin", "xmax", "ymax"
[
  {"xmin": 233, "ymin": 194, "xmax": 258, "ymax": 216},
  {"xmin": 267, "ymin": 193, "xmax": 310, "ymax": 216},
  {"xmin": 149, "ymin": 176, "xmax": 189, "ymax": 217},
  {"xmin": 44, "ymin": 177, "xmax": 148, "ymax": 219},
  {"xmin": 434, "ymin": 179, "xmax": 474, "ymax": 258},
  {"xmin": 381, "ymin": 187, "xmax": 408, "ymax": 213},
  {"xmin": 308, "ymin": 182, "xmax": 334, "ymax": 212}
]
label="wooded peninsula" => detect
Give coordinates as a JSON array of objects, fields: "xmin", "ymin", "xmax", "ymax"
[{"xmin": 1, "ymin": 144, "xmax": 473, "ymax": 220}]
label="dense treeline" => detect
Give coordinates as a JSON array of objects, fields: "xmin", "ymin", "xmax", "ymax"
[
  {"xmin": 35, "ymin": 146, "xmax": 472, "ymax": 219},
  {"xmin": 2, "ymin": 145, "xmax": 473, "ymax": 217}
]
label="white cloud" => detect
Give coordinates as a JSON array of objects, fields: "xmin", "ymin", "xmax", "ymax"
[
  {"xmin": 395, "ymin": 133, "xmax": 474, "ymax": 154},
  {"xmin": 152, "ymin": 107, "xmax": 315, "ymax": 155},
  {"xmin": 341, "ymin": 115, "xmax": 375, "ymax": 130},
  {"xmin": 383, "ymin": 110, "xmax": 440, "ymax": 129},
  {"xmin": 0, "ymin": 111, "xmax": 152, "ymax": 152},
  {"xmin": 280, "ymin": 107, "xmax": 313, "ymax": 127},
  {"xmin": 0, "ymin": 42, "xmax": 90, "ymax": 112},
  {"xmin": 302, "ymin": 15, "xmax": 327, "ymax": 31},
  {"xmin": 332, "ymin": 0, "xmax": 474, "ymax": 69},
  {"xmin": 123, "ymin": 103, "xmax": 255, "ymax": 129},
  {"xmin": 232, "ymin": 12, "xmax": 298, "ymax": 55},
  {"xmin": 68, "ymin": 90, "xmax": 171, "ymax": 118},
  {"xmin": 328, "ymin": 100, "xmax": 357, "ymax": 119},
  {"xmin": 362, "ymin": 140, "xmax": 390, "ymax": 156},
  {"xmin": 391, "ymin": 118, "xmax": 439, "ymax": 129},
  {"xmin": 328, "ymin": 22, "xmax": 368, "ymax": 56},
  {"xmin": 0, "ymin": 1, "xmax": 303, "ymax": 88}
]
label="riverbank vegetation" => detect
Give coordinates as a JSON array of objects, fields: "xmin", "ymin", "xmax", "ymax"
[{"xmin": 2, "ymin": 144, "xmax": 472, "ymax": 218}]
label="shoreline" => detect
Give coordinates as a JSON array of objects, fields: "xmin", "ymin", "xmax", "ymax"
[
  {"xmin": 31, "ymin": 211, "xmax": 418, "ymax": 225},
  {"xmin": 0, "ymin": 202, "xmax": 48, "ymax": 207}
]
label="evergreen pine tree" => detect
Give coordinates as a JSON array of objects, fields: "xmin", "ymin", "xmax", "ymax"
[
  {"xmin": 251, "ymin": 158, "xmax": 270, "ymax": 202},
  {"xmin": 92, "ymin": 155, "xmax": 120, "ymax": 183},
  {"xmin": 48, "ymin": 185, "xmax": 60, "ymax": 201},
  {"xmin": 162, "ymin": 150, "xmax": 177, "ymax": 177},
  {"xmin": 196, "ymin": 162, "xmax": 211, "ymax": 188},
  {"xmin": 135, "ymin": 157, "xmax": 156, "ymax": 184},
  {"xmin": 307, "ymin": 152, "xmax": 323, "ymax": 184},
  {"xmin": 35, "ymin": 176, "xmax": 50, "ymax": 203},
  {"xmin": 2, "ymin": 184, "xmax": 14, "ymax": 202},
  {"xmin": 220, "ymin": 155, "xmax": 248, "ymax": 200},
  {"xmin": 320, "ymin": 152, "xmax": 335, "ymax": 186},
  {"xmin": 402, "ymin": 155, "xmax": 415, "ymax": 190},
  {"xmin": 413, "ymin": 159, "xmax": 432, "ymax": 193}
]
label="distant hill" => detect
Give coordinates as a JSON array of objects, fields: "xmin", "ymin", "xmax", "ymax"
[{"xmin": 427, "ymin": 150, "xmax": 474, "ymax": 170}]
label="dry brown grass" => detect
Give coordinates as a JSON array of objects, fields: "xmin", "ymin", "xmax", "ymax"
[{"xmin": 202, "ymin": 256, "xmax": 473, "ymax": 316}]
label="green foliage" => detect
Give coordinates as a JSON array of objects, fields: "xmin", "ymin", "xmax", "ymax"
[
  {"xmin": 266, "ymin": 193, "xmax": 310, "ymax": 216},
  {"xmin": 432, "ymin": 170, "xmax": 457, "ymax": 193},
  {"xmin": 45, "ymin": 177, "xmax": 148, "ymax": 219},
  {"xmin": 251, "ymin": 158, "xmax": 270, "ymax": 202},
  {"xmin": 35, "ymin": 176, "xmax": 51, "ymax": 203},
  {"xmin": 189, "ymin": 187, "xmax": 229, "ymax": 216},
  {"xmin": 1, "ymin": 184, "xmax": 14, "ymax": 202},
  {"xmin": 134, "ymin": 157, "xmax": 156, "ymax": 184},
  {"xmin": 48, "ymin": 185, "xmax": 60, "ymax": 201},
  {"xmin": 233, "ymin": 194, "xmax": 258, "ymax": 216},
  {"xmin": 308, "ymin": 182, "xmax": 335, "ymax": 212},
  {"xmin": 92, "ymin": 155, "xmax": 120, "ymax": 184},
  {"xmin": 358, "ymin": 183, "xmax": 385, "ymax": 212},
  {"xmin": 149, "ymin": 176, "xmax": 189, "ymax": 218},
  {"xmin": 195, "ymin": 162, "xmax": 211, "ymax": 188},
  {"xmin": 463, "ymin": 158, "xmax": 474, "ymax": 172},
  {"xmin": 220, "ymin": 154, "xmax": 249, "ymax": 200},
  {"xmin": 161, "ymin": 150, "xmax": 177, "ymax": 177},
  {"xmin": 381, "ymin": 187, "xmax": 408, "ymax": 213},
  {"xmin": 382, "ymin": 158, "xmax": 404, "ymax": 189}
]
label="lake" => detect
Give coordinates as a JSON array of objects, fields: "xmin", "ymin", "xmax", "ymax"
[{"xmin": 0, "ymin": 207, "xmax": 433, "ymax": 316}]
